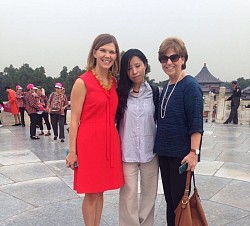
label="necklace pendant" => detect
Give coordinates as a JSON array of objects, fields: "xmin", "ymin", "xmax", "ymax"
[
  {"xmin": 92, "ymin": 69, "xmax": 113, "ymax": 91},
  {"xmin": 160, "ymin": 72, "xmax": 183, "ymax": 119}
]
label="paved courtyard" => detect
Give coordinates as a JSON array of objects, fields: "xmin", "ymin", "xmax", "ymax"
[{"xmin": 0, "ymin": 122, "xmax": 250, "ymax": 226}]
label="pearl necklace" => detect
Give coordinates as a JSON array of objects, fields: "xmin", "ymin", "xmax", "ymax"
[
  {"xmin": 92, "ymin": 69, "xmax": 113, "ymax": 91},
  {"xmin": 160, "ymin": 72, "xmax": 183, "ymax": 119}
]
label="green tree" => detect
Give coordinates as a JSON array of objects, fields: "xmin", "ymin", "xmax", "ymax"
[
  {"xmin": 65, "ymin": 66, "xmax": 85, "ymax": 97},
  {"xmin": 2, "ymin": 61, "xmax": 248, "ymax": 102},
  {"xmin": 59, "ymin": 66, "xmax": 68, "ymax": 81}
]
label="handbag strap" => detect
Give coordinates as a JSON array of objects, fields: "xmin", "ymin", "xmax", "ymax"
[
  {"xmin": 185, "ymin": 171, "xmax": 197, "ymax": 193},
  {"xmin": 181, "ymin": 170, "xmax": 192, "ymax": 207},
  {"xmin": 184, "ymin": 170, "xmax": 192, "ymax": 196},
  {"xmin": 192, "ymin": 171, "xmax": 196, "ymax": 188}
]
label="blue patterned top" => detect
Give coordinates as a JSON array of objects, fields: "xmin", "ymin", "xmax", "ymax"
[{"xmin": 154, "ymin": 75, "xmax": 203, "ymax": 158}]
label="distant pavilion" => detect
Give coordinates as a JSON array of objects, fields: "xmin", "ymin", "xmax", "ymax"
[{"xmin": 195, "ymin": 63, "xmax": 222, "ymax": 94}]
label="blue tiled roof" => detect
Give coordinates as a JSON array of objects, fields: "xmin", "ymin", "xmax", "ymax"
[{"xmin": 195, "ymin": 63, "xmax": 222, "ymax": 84}]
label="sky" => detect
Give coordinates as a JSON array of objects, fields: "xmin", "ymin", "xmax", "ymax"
[{"xmin": 0, "ymin": 0, "xmax": 250, "ymax": 82}]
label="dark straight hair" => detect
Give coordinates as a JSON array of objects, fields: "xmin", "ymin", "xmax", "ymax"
[{"xmin": 116, "ymin": 49, "xmax": 148, "ymax": 123}]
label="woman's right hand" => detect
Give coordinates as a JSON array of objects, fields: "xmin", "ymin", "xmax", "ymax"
[{"xmin": 66, "ymin": 151, "xmax": 78, "ymax": 170}]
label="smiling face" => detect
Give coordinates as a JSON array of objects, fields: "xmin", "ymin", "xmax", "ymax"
[
  {"xmin": 158, "ymin": 37, "xmax": 188, "ymax": 80},
  {"xmin": 160, "ymin": 48, "xmax": 185, "ymax": 79},
  {"xmin": 93, "ymin": 43, "xmax": 117, "ymax": 72},
  {"xmin": 127, "ymin": 56, "xmax": 146, "ymax": 86}
]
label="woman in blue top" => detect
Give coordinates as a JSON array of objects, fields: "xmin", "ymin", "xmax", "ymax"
[
  {"xmin": 154, "ymin": 37, "xmax": 203, "ymax": 226},
  {"xmin": 117, "ymin": 49, "xmax": 159, "ymax": 226}
]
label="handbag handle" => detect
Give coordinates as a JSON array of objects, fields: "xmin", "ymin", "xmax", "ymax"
[
  {"xmin": 185, "ymin": 171, "xmax": 197, "ymax": 189},
  {"xmin": 184, "ymin": 171, "xmax": 192, "ymax": 195},
  {"xmin": 181, "ymin": 170, "xmax": 196, "ymax": 207},
  {"xmin": 181, "ymin": 170, "xmax": 191, "ymax": 206}
]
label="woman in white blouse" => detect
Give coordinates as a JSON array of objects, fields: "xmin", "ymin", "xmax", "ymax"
[{"xmin": 116, "ymin": 49, "xmax": 159, "ymax": 226}]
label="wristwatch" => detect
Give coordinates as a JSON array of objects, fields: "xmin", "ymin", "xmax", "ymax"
[{"xmin": 190, "ymin": 148, "xmax": 200, "ymax": 155}]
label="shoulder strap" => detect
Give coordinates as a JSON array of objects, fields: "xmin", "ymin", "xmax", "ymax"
[
  {"xmin": 181, "ymin": 170, "xmax": 192, "ymax": 207},
  {"xmin": 149, "ymin": 84, "xmax": 159, "ymax": 122}
]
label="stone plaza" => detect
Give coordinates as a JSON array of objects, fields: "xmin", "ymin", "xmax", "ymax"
[{"xmin": 0, "ymin": 115, "xmax": 250, "ymax": 225}]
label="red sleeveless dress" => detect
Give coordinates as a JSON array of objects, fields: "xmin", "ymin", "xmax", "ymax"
[{"xmin": 74, "ymin": 70, "xmax": 124, "ymax": 193}]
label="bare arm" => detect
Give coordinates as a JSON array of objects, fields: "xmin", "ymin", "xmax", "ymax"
[
  {"xmin": 66, "ymin": 78, "xmax": 86, "ymax": 168},
  {"xmin": 181, "ymin": 132, "xmax": 201, "ymax": 171}
]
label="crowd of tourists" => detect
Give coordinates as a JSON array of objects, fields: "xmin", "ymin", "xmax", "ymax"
[{"xmin": 0, "ymin": 82, "xmax": 68, "ymax": 142}]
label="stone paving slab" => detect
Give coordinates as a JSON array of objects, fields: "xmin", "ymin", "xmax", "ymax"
[
  {"xmin": 215, "ymin": 162, "xmax": 250, "ymax": 182},
  {"xmin": 216, "ymin": 150, "xmax": 250, "ymax": 165},
  {"xmin": 225, "ymin": 215, "xmax": 250, "ymax": 226},
  {"xmin": 193, "ymin": 175, "xmax": 231, "ymax": 200},
  {"xmin": 0, "ymin": 123, "xmax": 250, "ymax": 225},
  {"xmin": 201, "ymin": 148, "xmax": 222, "ymax": 161},
  {"xmin": 0, "ymin": 128, "xmax": 12, "ymax": 135},
  {"xmin": 202, "ymin": 200, "xmax": 249, "ymax": 226},
  {"xmin": 211, "ymin": 131, "xmax": 241, "ymax": 138},
  {"xmin": 0, "ymin": 198, "xmax": 83, "ymax": 226},
  {"xmin": 0, "ymin": 150, "xmax": 41, "ymax": 165},
  {"xmin": 0, "ymin": 162, "xmax": 56, "ymax": 182},
  {"xmin": 214, "ymin": 142, "xmax": 250, "ymax": 153},
  {"xmin": 195, "ymin": 160, "xmax": 224, "ymax": 176},
  {"xmin": 211, "ymin": 180, "xmax": 250, "ymax": 211},
  {"xmin": 0, "ymin": 191, "xmax": 34, "ymax": 221},
  {"xmin": 1, "ymin": 177, "xmax": 78, "ymax": 207},
  {"xmin": 60, "ymin": 175, "xmax": 74, "ymax": 190},
  {"xmin": 44, "ymin": 160, "xmax": 73, "ymax": 177},
  {"xmin": 0, "ymin": 173, "xmax": 14, "ymax": 186}
]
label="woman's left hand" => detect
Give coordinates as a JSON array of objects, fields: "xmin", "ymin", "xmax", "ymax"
[{"xmin": 181, "ymin": 152, "xmax": 198, "ymax": 171}]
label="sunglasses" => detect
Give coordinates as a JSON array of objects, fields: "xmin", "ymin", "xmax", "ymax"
[{"xmin": 158, "ymin": 54, "xmax": 181, "ymax": 63}]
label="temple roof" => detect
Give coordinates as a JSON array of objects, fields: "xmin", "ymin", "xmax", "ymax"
[
  {"xmin": 242, "ymin": 86, "xmax": 250, "ymax": 93},
  {"xmin": 195, "ymin": 63, "xmax": 222, "ymax": 84}
]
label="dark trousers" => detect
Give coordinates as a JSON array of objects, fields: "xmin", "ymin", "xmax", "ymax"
[
  {"xmin": 227, "ymin": 98, "xmax": 240, "ymax": 124},
  {"xmin": 64, "ymin": 109, "xmax": 67, "ymax": 124},
  {"xmin": 50, "ymin": 114, "xmax": 65, "ymax": 139},
  {"xmin": 159, "ymin": 156, "xmax": 188, "ymax": 226},
  {"xmin": 19, "ymin": 107, "xmax": 26, "ymax": 126},
  {"xmin": 29, "ymin": 113, "xmax": 39, "ymax": 137},
  {"xmin": 38, "ymin": 112, "xmax": 51, "ymax": 131}
]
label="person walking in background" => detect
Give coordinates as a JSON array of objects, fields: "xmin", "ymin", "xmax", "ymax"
[
  {"xmin": 62, "ymin": 87, "xmax": 68, "ymax": 125},
  {"xmin": 47, "ymin": 82, "xmax": 68, "ymax": 142},
  {"xmin": 116, "ymin": 49, "xmax": 159, "ymax": 226},
  {"xmin": 36, "ymin": 86, "xmax": 51, "ymax": 136},
  {"xmin": 66, "ymin": 34, "xmax": 124, "ymax": 226},
  {"xmin": 4, "ymin": 86, "xmax": 21, "ymax": 126},
  {"xmin": 223, "ymin": 80, "xmax": 241, "ymax": 124},
  {"xmin": 15, "ymin": 85, "xmax": 26, "ymax": 127},
  {"xmin": 25, "ymin": 84, "xmax": 40, "ymax": 140},
  {"xmin": 153, "ymin": 37, "xmax": 203, "ymax": 226}
]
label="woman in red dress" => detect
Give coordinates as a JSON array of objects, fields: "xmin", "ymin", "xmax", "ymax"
[{"xmin": 66, "ymin": 34, "xmax": 124, "ymax": 226}]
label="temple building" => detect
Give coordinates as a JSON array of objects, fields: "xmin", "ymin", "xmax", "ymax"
[
  {"xmin": 242, "ymin": 86, "xmax": 250, "ymax": 100},
  {"xmin": 195, "ymin": 63, "xmax": 222, "ymax": 94}
]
